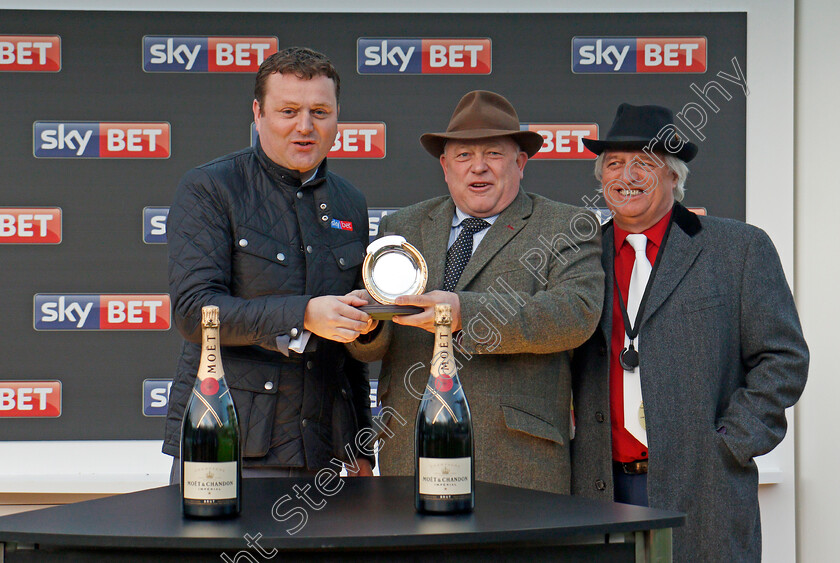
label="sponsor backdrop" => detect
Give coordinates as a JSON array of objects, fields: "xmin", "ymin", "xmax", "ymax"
[{"xmin": 0, "ymin": 10, "xmax": 745, "ymax": 440}]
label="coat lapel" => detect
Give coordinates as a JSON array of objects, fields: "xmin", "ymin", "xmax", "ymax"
[
  {"xmin": 455, "ymin": 190, "xmax": 533, "ymax": 291},
  {"xmin": 422, "ymin": 198, "xmax": 456, "ymax": 291},
  {"xmin": 640, "ymin": 203, "xmax": 703, "ymax": 326}
]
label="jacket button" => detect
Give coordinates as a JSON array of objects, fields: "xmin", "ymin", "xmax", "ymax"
[
  {"xmin": 341, "ymin": 389, "xmax": 348, "ymax": 399},
  {"xmin": 595, "ymin": 411, "xmax": 605, "ymax": 423},
  {"xmin": 339, "ymin": 257, "xmax": 346, "ymax": 266},
  {"xmin": 306, "ymin": 245, "xmax": 313, "ymax": 254},
  {"xmin": 598, "ymin": 345, "xmax": 607, "ymax": 356},
  {"xmin": 238, "ymin": 238, "xmax": 248, "ymax": 247},
  {"xmin": 301, "ymin": 419, "xmax": 308, "ymax": 428},
  {"xmin": 276, "ymin": 253, "xmax": 285, "ymax": 262},
  {"xmin": 306, "ymin": 361, "xmax": 313, "ymax": 370},
  {"xmin": 296, "ymin": 191, "xmax": 303, "ymax": 199},
  {"xmin": 595, "ymin": 479, "xmax": 606, "ymax": 491},
  {"xmin": 290, "ymin": 327, "xmax": 299, "ymax": 338},
  {"xmin": 321, "ymin": 215, "xmax": 329, "ymax": 222},
  {"xmin": 319, "ymin": 203, "xmax": 327, "ymax": 210},
  {"xmin": 264, "ymin": 381, "xmax": 274, "ymax": 391}
]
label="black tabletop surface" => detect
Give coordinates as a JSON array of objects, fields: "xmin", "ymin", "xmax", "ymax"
[{"xmin": 0, "ymin": 477, "xmax": 683, "ymax": 551}]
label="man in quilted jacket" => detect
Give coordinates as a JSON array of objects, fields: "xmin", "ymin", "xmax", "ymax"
[{"xmin": 164, "ymin": 47, "xmax": 375, "ymax": 480}]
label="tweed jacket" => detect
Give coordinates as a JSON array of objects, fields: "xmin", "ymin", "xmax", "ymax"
[
  {"xmin": 571, "ymin": 203, "xmax": 808, "ymax": 562},
  {"xmin": 349, "ymin": 190, "xmax": 604, "ymax": 494}
]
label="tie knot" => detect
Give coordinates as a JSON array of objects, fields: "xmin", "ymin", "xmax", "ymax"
[
  {"xmin": 460, "ymin": 217, "xmax": 491, "ymax": 235},
  {"xmin": 626, "ymin": 234, "xmax": 648, "ymax": 253}
]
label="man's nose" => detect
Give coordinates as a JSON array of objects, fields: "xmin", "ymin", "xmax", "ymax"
[
  {"xmin": 470, "ymin": 156, "xmax": 489, "ymax": 173},
  {"xmin": 296, "ymin": 112, "xmax": 314, "ymax": 133},
  {"xmin": 623, "ymin": 163, "xmax": 645, "ymax": 183}
]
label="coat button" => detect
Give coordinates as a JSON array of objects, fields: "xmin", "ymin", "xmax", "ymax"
[
  {"xmin": 595, "ymin": 411, "xmax": 605, "ymax": 423},
  {"xmin": 276, "ymin": 252, "xmax": 285, "ymax": 262},
  {"xmin": 306, "ymin": 361, "xmax": 313, "ymax": 370},
  {"xmin": 321, "ymin": 215, "xmax": 329, "ymax": 222},
  {"xmin": 301, "ymin": 419, "xmax": 308, "ymax": 428},
  {"xmin": 595, "ymin": 479, "xmax": 606, "ymax": 491},
  {"xmin": 238, "ymin": 238, "xmax": 248, "ymax": 247},
  {"xmin": 598, "ymin": 345, "xmax": 607, "ymax": 356},
  {"xmin": 306, "ymin": 245, "xmax": 313, "ymax": 254},
  {"xmin": 296, "ymin": 191, "xmax": 303, "ymax": 199},
  {"xmin": 339, "ymin": 257, "xmax": 346, "ymax": 266},
  {"xmin": 319, "ymin": 203, "xmax": 327, "ymax": 210},
  {"xmin": 264, "ymin": 381, "xmax": 274, "ymax": 391},
  {"xmin": 341, "ymin": 389, "xmax": 348, "ymax": 399},
  {"xmin": 290, "ymin": 327, "xmax": 299, "ymax": 338}
]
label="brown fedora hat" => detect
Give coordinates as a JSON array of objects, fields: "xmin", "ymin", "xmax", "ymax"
[{"xmin": 420, "ymin": 90, "xmax": 545, "ymax": 158}]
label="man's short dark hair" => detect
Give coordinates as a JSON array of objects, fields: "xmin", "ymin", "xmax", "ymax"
[{"xmin": 254, "ymin": 46, "xmax": 340, "ymax": 110}]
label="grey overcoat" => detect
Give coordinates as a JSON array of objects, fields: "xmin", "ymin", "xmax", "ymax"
[
  {"xmin": 571, "ymin": 203, "xmax": 808, "ymax": 561},
  {"xmin": 349, "ymin": 190, "xmax": 604, "ymax": 494}
]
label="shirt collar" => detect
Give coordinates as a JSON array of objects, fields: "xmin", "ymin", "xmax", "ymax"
[
  {"xmin": 451, "ymin": 206, "xmax": 499, "ymax": 228},
  {"xmin": 614, "ymin": 207, "xmax": 673, "ymax": 251}
]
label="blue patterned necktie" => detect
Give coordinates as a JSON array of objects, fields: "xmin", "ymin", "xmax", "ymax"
[{"xmin": 442, "ymin": 217, "xmax": 491, "ymax": 292}]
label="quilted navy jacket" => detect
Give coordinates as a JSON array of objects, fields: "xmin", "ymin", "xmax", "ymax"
[{"xmin": 163, "ymin": 142, "xmax": 373, "ymax": 469}]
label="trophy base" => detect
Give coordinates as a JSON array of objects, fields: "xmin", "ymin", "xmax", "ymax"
[{"xmin": 360, "ymin": 304, "xmax": 424, "ymax": 320}]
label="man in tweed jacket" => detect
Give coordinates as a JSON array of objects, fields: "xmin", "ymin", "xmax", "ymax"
[
  {"xmin": 570, "ymin": 103, "xmax": 809, "ymax": 561},
  {"xmin": 348, "ymin": 91, "xmax": 604, "ymax": 494}
]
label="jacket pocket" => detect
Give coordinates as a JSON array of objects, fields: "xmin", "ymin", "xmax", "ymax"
[
  {"xmin": 682, "ymin": 293, "xmax": 727, "ymax": 314},
  {"xmin": 222, "ymin": 354, "xmax": 281, "ymax": 458},
  {"xmin": 234, "ymin": 225, "xmax": 292, "ymax": 266},
  {"xmin": 329, "ymin": 238, "xmax": 365, "ymax": 271},
  {"xmin": 231, "ymin": 226, "xmax": 296, "ymax": 298},
  {"xmin": 500, "ymin": 402, "xmax": 564, "ymax": 445}
]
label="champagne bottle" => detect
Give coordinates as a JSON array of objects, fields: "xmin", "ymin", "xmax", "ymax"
[
  {"xmin": 181, "ymin": 305, "xmax": 241, "ymax": 518},
  {"xmin": 415, "ymin": 303, "xmax": 474, "ymax": 514}
]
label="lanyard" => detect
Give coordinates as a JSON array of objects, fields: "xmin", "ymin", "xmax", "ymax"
[{"xmin": 613, "ymin": 212, "xmax": 674, "ymax": 368}]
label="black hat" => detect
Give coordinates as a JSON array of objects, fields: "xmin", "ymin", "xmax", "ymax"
[
  {"xmin": 420, "ymin": 90, "xmax": 545, "ymax": 158},
  {"xmin": 582, "ymin": 103, "xmax": 698, "ymax": 163}
]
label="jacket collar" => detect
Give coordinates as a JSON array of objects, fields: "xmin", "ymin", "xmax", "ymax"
[
  {"xmin": 255, "ymin": 140, "xmax": 327, "ymax": 189},
  {"xmin": 421, "ymin": 189, "xmax": 533, "ymax": 291},
  {"xmin": 601, "ymin": 201, "xmax": 702, "ymax": 239},
  {"xmin": 600, "ymin": 202, "xmax": 703, "ymax": 338}
]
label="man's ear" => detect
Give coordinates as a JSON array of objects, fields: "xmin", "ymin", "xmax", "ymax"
[
  {"xmin": 252, "ymin": 99, "xmax": 262, "ymax": 129},
  {"xmin": 517, "ymin": 151, "xmax": 528, "ymax": 177},
  {"xmin": 439, "ymin": 153, "xmax": 449, "ymax": 182}
]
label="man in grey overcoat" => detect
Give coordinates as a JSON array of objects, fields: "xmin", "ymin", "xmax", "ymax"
[
  {"xmin": 570, "ymin": 103, "xmax": 809, "ymax": 561},
  {"xmin": 348, "ymin": 90, "xmax": 604, "ymax": 494}
]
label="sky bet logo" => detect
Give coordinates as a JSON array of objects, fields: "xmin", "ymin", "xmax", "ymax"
[
  {"xmin": 330, "ymin": 123, "xmax": 386, "ymax": 158},
  {"xmin": 143, "ymin": 36, "xmax": 278, "ymax": 72},
  {"xmin": 143, "ymin": 206, "xmax": 169, "ymax": 244},
  {"xmin": 34, "ymin": 122, "xmax": 170, "ymax": 158},
  {"xmin": 522, "ymin": 124, "xmax": 599, "ymax": 160},
  {"xmin": 0, "ymin": 381, "xmax": 62, "ymax": 418},
  {"xmin": 0, "ymin": 35, "xmax": 61, "ymax": 72},
  {"xmin": 0, "ymin": 207, "xmax": 62, "ymax": 244},
  {"xmin": 358, "ymin": 38, "xmax": 491, "ymax": 74},
  {"xmin": 143, "ymin": 379, "xmax": 172, "ymax": 416},
  {"xmin": 572, "ymin": 37, "xmax": 706, "ymax": 73},
  {"xmin": 33, "ymin": 121, "xmax": 170, "ymax": 158},
  {"xmin": 34, "ymin": 294, "xmax": 171, "ymax": 331}
]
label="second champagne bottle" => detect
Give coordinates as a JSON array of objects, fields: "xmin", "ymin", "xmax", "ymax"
[{"xmin": 414, "ymin": 303, "xmax": 475, "ymax": 514}]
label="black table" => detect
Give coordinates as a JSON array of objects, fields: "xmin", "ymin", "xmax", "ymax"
[{"xmin": 0, "ymin": 477, "xmax": 682, "ymax": 562}]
